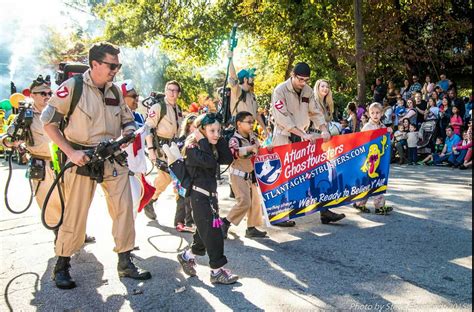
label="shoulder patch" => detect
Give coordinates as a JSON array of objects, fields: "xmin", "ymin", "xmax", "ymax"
[
  {"xmin": 274, "ymin": 100, "xmax": 284, "ymax": 111},
  {"xmin": 148, "ymin": 110, "xmax": 156, "ymax": 118},
  {"xmin": 56, "ymin": 86, "xmax": 69, "ymax": 98}
]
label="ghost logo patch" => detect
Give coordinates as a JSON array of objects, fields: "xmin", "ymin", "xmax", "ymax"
[
  {"xmin": 56, "ymin": 86, "xmax": 69, "ymax": 98},
  {"xmin": 274, "ymin": 100, "xmax": 284, "ymax": 111}
]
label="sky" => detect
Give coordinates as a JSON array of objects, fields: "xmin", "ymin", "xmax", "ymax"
[
  {"xmin": 0, "ymin": 0, "xmax": 241, "ymax": 100},
  {"xmin": 0, "ymin": 0, "xmax": 93, "ymax": 99}
]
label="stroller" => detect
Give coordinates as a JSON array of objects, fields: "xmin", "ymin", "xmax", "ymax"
[{"xmin": 417, "ymin": 120, "xmax": 437, "ymax": 155}]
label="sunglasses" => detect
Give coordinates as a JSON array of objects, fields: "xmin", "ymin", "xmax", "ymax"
[
  {"xmin": 34, "ymin": 91, "xmax": 53, "ymax": 97},
  {"xmin": 99, "ymin": 61, "xmax": 122, "ymax": 71}
]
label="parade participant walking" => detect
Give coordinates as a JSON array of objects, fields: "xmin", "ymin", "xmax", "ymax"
[
  {"xmin": 227, "ymin": 51, "xmax": 267, "ymax": 136},
  {"xmin": 3, "ymin": 76, "xmax": 62, "ymax": 242},
  {"xmin": 221, "ymin": 111, "xmax": 267, "ymax": 239},
  {"xmin": 117, "ymin": 80, "xmax": 155, "ymax": 218},
  {"xmin": 353, "ymin": 102, "xmax": 394, "ymax": 214},
  {"xmin": 177, "ymin": 113, "xmax": 238, "ymax": 284},
  {"xmin": 270, "ymin": 62, "xmax": 344, "ymax": 226},
  {"xmin": 42, "ymin": 42, "xmax": 151, "ymax": 289},
  {"xmin": 174, "ymin": 113, "xmax": 197, "ymax": 233},
  {"xmin": 143, "ymin": 80, "xmax": 183, "ymax": 220}
]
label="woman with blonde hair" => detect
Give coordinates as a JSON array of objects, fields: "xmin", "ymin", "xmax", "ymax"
[{"xmin": 314, "ymin": 79, "xmax": 334, "ymax": 123}]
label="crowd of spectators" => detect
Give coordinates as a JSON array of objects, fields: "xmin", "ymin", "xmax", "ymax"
[{"xmin": 340, "ymin": 74, "xmax": 472, "ymax": 169}]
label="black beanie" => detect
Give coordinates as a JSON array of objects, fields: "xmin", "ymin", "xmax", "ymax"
[{"xmin": 293, "ymin": 62, "xmax": 311, "ymax": 77}]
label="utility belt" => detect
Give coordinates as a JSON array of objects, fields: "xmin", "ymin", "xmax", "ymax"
[
  {"xmin": 69, "ymin": 142, "xmax": 105, "ymax": 182},
  {"xmin": 192, "ymin": 185, "xmax": 218, "ymax": 198},
  {"xmin": 229, "ymin": 167, "xmax": 256, "ymax": 183},
  {"xmin": 27, "ymin": 156, "xmax": 52, "ymax": 181}
]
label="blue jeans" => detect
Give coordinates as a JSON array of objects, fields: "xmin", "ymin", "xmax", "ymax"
[
  {"xmin": 408, "ymin": 147, "xmax": 417, "ymax": 163},
  {"xmin": 433, "ymin": 153, "xmax": 451, "ymax": 165},
  {"xmin": 448, "ymin": 150, "xmax": 468, "ymax": 166}
]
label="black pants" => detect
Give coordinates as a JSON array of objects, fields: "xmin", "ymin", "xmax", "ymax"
[
  {"xmin": 408, "ymin": 147, "xmax": 417, "ymax": 163},
  {"xmin": 174, "ymin": 196, "xmax": 193, "ymax": 226},
  {"xmin": 189, "ymin": 191, "xmax": 227, "ymax": 269}
]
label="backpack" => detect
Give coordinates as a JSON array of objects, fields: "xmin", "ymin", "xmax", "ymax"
[{"xmin": 62, "ymin": 75, "xmax": 121, "ymax": 129}]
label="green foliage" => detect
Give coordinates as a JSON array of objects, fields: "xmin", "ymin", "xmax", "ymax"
[{"xmin": 93, "ymin": 0, "xmax": 471, "ymax": 108}]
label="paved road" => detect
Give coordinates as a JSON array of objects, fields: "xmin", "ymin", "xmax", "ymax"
[{"xmin": 0, "ymin": 159, "xmax": 472, "ymax": 311}]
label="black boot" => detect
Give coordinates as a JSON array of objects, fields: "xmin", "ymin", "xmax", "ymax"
[
  {"xmin": 53, "ymin": 256, "xmax": 76, "ymax": 289},
  {"xmin": 143, "ymin": 199, "xmax": 157, "ymax": 220},
  {"xmin": 320, "ymin": 210, "xmax": 346, "ymax": 224},
  {"xmin": 117, "ymin": 251, "xmax": 152, "ymax": 280}
]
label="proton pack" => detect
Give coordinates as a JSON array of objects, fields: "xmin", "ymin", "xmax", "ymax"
[
  {"xmin": 4, "ymin": 100, "xmax": 34, "ymax": 146},
  {"xmin": 55, "ymin": 62, "xmax": 89, "ymax": 86}
]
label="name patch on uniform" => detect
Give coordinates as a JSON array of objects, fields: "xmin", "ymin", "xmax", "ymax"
[
  {"xmin": 274, "ymin": 100, "xmax": 284, "ymax": 111},
  {"xmin": 56, "ymin": 86, "xmax": 69, "ymax": 98},
  {"xmin": 105, "ymin": 98, "xmax": 119, "ymax": 106},
  {"xmin": 302, "ymin": 97, "xmax": 309, "ymax": 103}
]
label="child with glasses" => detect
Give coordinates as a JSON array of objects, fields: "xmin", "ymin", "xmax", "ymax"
[{"xmin": 221, "ymin": 111, "xmax": 267, "ymax": 239}]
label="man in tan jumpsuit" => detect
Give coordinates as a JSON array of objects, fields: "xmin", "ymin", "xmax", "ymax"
[
  {"xmin": 42, "ymin": 42, "xmax": 151, "ymax": 289},
  {"xmin": 270, "ymin": 62, "xmax": 345, "ymax": 226},
  {"xmin": 2, "ymin": 76, "xmax": 62, "ymax": 233},
  {"xmin": 228, "ymin": 51, "xmax": 267, "ymax": 135},
  {"xmin": 142, "ymin": 80, "xmax": 183, "ymax": 220}
]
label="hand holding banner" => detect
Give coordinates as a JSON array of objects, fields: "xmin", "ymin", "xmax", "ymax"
[{"xmin": 253, "ymin": 129, "xmax": 391, "ymax": 225}]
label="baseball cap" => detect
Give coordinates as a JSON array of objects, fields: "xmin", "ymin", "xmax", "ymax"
[{"xmin": 293, "ymin": 62, "xmax": 311, "ymax": 77}]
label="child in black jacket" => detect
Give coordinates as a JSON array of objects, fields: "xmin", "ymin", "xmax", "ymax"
[{"xmin": 177, "ymin": 113, "xmax": 238, "ymax": 285}]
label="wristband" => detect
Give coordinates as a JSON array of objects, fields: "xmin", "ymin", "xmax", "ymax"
[{"xmin": 147, "ymin": 147, "xmax": 155, "ymax": 150}]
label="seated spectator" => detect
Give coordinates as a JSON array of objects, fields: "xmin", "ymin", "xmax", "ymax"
[
  {"xmin": 393, "ymin": 124, "xmax": 408, "ymax": 164},
  {"xmin": 464, "ymin": 94, "xmax": 472, "ymax": 123},
  {"xmin": 433, "ymin": 126, "xmax": 461, "ymax": 165},
  {"xmin": 346, "ymin": 102, "xmax": 359, "ymax": 133},
  {"xmin": 382, "ymin": 99, "xmax": 394, "ymax": 127},
  {"xmin": 414, "ymin": 92, "xmax": 428, "ymax": 128},
  {"xmin": 424, "ymin": 98, "xmax": 439, "ymax": 121},
  {"xmin": 450, "ymin": 130, "xmax": 472, "ymax": 167},
  {"xmin": 418, "ymin": 137, "xmax": 444, "ymax": 165},
  {"xmin": 400, "ymin": 79, "xmax": 411, "ymax": 101},
  {"xmin": 431, "ymin": 90, "xmax": 442, "ymax": 107},
  {"xmin": 360, "ymin": 113, "xmax": 369, "ymax": 129},
  {"xmin": 387, "ymin": 81, "xmax": 397, "ymax": 106},
  {"xmin": 356, "ymin": 102, "xmax": 366, "ymax": 123},
  {"xmin": 400, "ymin": 98, "xmax": 417, "ymax": 127},
  {"xmin": 340, "ymin": 119, "xmax": 352, "ymax": 134},
  {"xmin": 409, "ymin": 75, "xmax": 422, "ymax": 95},
  {"xmin": 448, "ymin": 89, "xmax": 465, "ymax": 120},
  {"xmin": 437, "ymin": 73, "xmax": 451, "ymax": 93},
  {"xmin": 422, "ymin": 74, "xmax": 435, "ymax": 101},
  {"xmin": 394, "ymin": 97, "xmax": 406, "ymax": 126}
]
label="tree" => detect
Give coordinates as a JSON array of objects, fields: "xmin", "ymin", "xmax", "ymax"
[
  {"xmin": 96, "ymin": 0, "xmax": 472, "ymax": 111},
  {"xmin": 354, "ymin": 0, "xmax": 366, "ymax": 106}
]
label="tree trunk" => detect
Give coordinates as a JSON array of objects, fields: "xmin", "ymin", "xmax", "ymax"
[
  {"xmin": 285, "ymin": 52, "xmax": 296, "ymax": 80},
  {"xmin": 354, "ymin": 0, "xmax": 366, "ymax": 106}
]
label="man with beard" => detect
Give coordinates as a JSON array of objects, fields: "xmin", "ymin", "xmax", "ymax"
[{"xmin": 227, "ymin": 51, "xmax": 267, "ymax": 135}]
